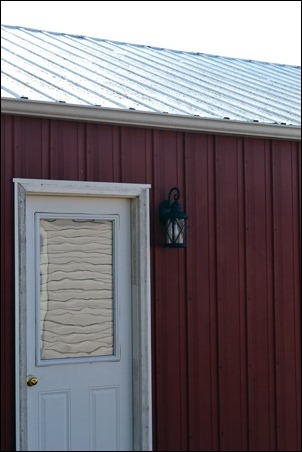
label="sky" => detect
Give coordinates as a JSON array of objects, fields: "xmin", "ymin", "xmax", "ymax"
[{"xmin": 1, "ymin": 1, "xmax": 301, "ymax": 66}]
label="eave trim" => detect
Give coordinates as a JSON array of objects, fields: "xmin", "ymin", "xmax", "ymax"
[{"xmin": 1, "ymin": 98, "xmax": 301, "ymax": 140}]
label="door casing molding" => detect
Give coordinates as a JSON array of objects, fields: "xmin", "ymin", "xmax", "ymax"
[{"xmin": 14, "ymin": 178, "xmax": 152, "ymax": 451}]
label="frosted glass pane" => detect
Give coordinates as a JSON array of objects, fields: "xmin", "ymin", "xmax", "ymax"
[{"xmin": 39, "ymin": 219, "xmax": 114, "ymax": 359}]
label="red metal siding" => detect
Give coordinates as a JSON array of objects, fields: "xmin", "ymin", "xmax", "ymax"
[
  {"xmin": 214, "ymin": 136, "xmax": 248, "ymax": 451},
  {"xmin": 1, "ymin": 114, "xmax": 301, "ymax": 451},
  {"xmin": 272, "ymin": 141, "xmax": 301, "ymax": 450},
  {"xmin": 244, "ymin": 138, "xmax": 276, "ymax": 450},
  {"xmin": 185, "ymin": 133, "xmax": 219, "ymax": 451}
]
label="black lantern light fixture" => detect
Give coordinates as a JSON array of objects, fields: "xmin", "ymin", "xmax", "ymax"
[{"xmin": 159, "ymin": 187, "xmax": 188, "ymax": 248}]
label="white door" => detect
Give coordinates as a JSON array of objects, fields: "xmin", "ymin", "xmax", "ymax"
[{"xmin": 25, "ymin": 194, "xmax": 132, "ymax": 451}]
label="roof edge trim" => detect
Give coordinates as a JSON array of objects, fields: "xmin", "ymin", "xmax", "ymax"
[{"xmin": 1, "ymin": 98, "xmax": 301, "ymax": 140}]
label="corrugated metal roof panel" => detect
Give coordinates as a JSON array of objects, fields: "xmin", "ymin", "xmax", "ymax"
[{"xmin": 1, "ymin": 25, "xmax": 301, "ymax": 126}]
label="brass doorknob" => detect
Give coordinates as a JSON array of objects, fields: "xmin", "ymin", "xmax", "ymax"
[{"xmin": 27, "ymin": 376, "xmax": 38, "ymax": 387}]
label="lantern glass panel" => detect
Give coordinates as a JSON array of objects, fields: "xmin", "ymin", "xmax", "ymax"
[{"xmin": 166, "ymin": 218, "xmax": 185, "ymax": 246}]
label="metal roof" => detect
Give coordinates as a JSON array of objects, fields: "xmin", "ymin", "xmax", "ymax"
[{"xmin": 1, "ymin": 25, "xmax": 301, "ymax": 126}]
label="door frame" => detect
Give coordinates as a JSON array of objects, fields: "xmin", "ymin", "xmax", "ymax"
[{"xmin": 14, "ymin": 178, "xmax": 152, "ymax": 451}]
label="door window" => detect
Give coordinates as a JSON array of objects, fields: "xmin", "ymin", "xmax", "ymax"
[{"xmin": 38, "ymin": 216, "xmax": 117, "ymax": 363}]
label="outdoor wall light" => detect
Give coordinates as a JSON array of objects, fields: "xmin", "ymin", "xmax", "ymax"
[{"xmin": 159, "ymin": 187, "xmax": 188, "ymax": 248}]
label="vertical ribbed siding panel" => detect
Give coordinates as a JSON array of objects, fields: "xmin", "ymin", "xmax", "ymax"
[
  {"xmin": 237, "ymin": 137, "xmax": 249, "ymax": 452},
  {"xmin": 176, "ymin": 132, "xmax": 189, "ymax": 452},
  {"xmin": 49, "ymin": 120, "xmax": 81, "ymax": 180},
  {"xmin": 13, "ymin": 116, "xmax": 45, "ymax": 178},
  {"xmin": 215, "ymin": 135, "xmax": 248, "ymax": 451},
  {"xmin": 272, "ymin": 141, "xmax": 301, "ymax": 451},
  {"xmin": 244, "ymin": 138, "xmax": 277, "ymax": 450},
  {"xmin": 41, "ymin": 119, "xmax": 51, "ymax": 179},
  {"xmin": 86, "ymin": 123, "xmax": 120, "ymax": 182},
  {"xmin": 185, "ymin": 133, "xmax": 219, "ymax": 451},
  {"xmin": 153, "ymin": 130, "xmax": 187, "ymax": 451},
  {"xmin": 77, "ymin": 122, "xmax": 86, "ymax": 180},
  {"xmin": 120, "ymin": 126, "xmax": 153, "ymax": 184},
  {"xmin": 207, "ymin": 136, "xmax": 220, "ymax": 452},
  {"xmin": 1, "ymin": 115, "xmax": 15, "ymax": 451}
]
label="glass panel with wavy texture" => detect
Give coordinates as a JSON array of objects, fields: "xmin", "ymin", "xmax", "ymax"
[{"xmin": 39, "ymin": 218, "xmax": 113, "ymax": 359}]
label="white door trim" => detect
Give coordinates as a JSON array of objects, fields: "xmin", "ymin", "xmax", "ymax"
[{"xmin": 14, "ymin": 178, "xmax": 152, "ymax": 451}]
